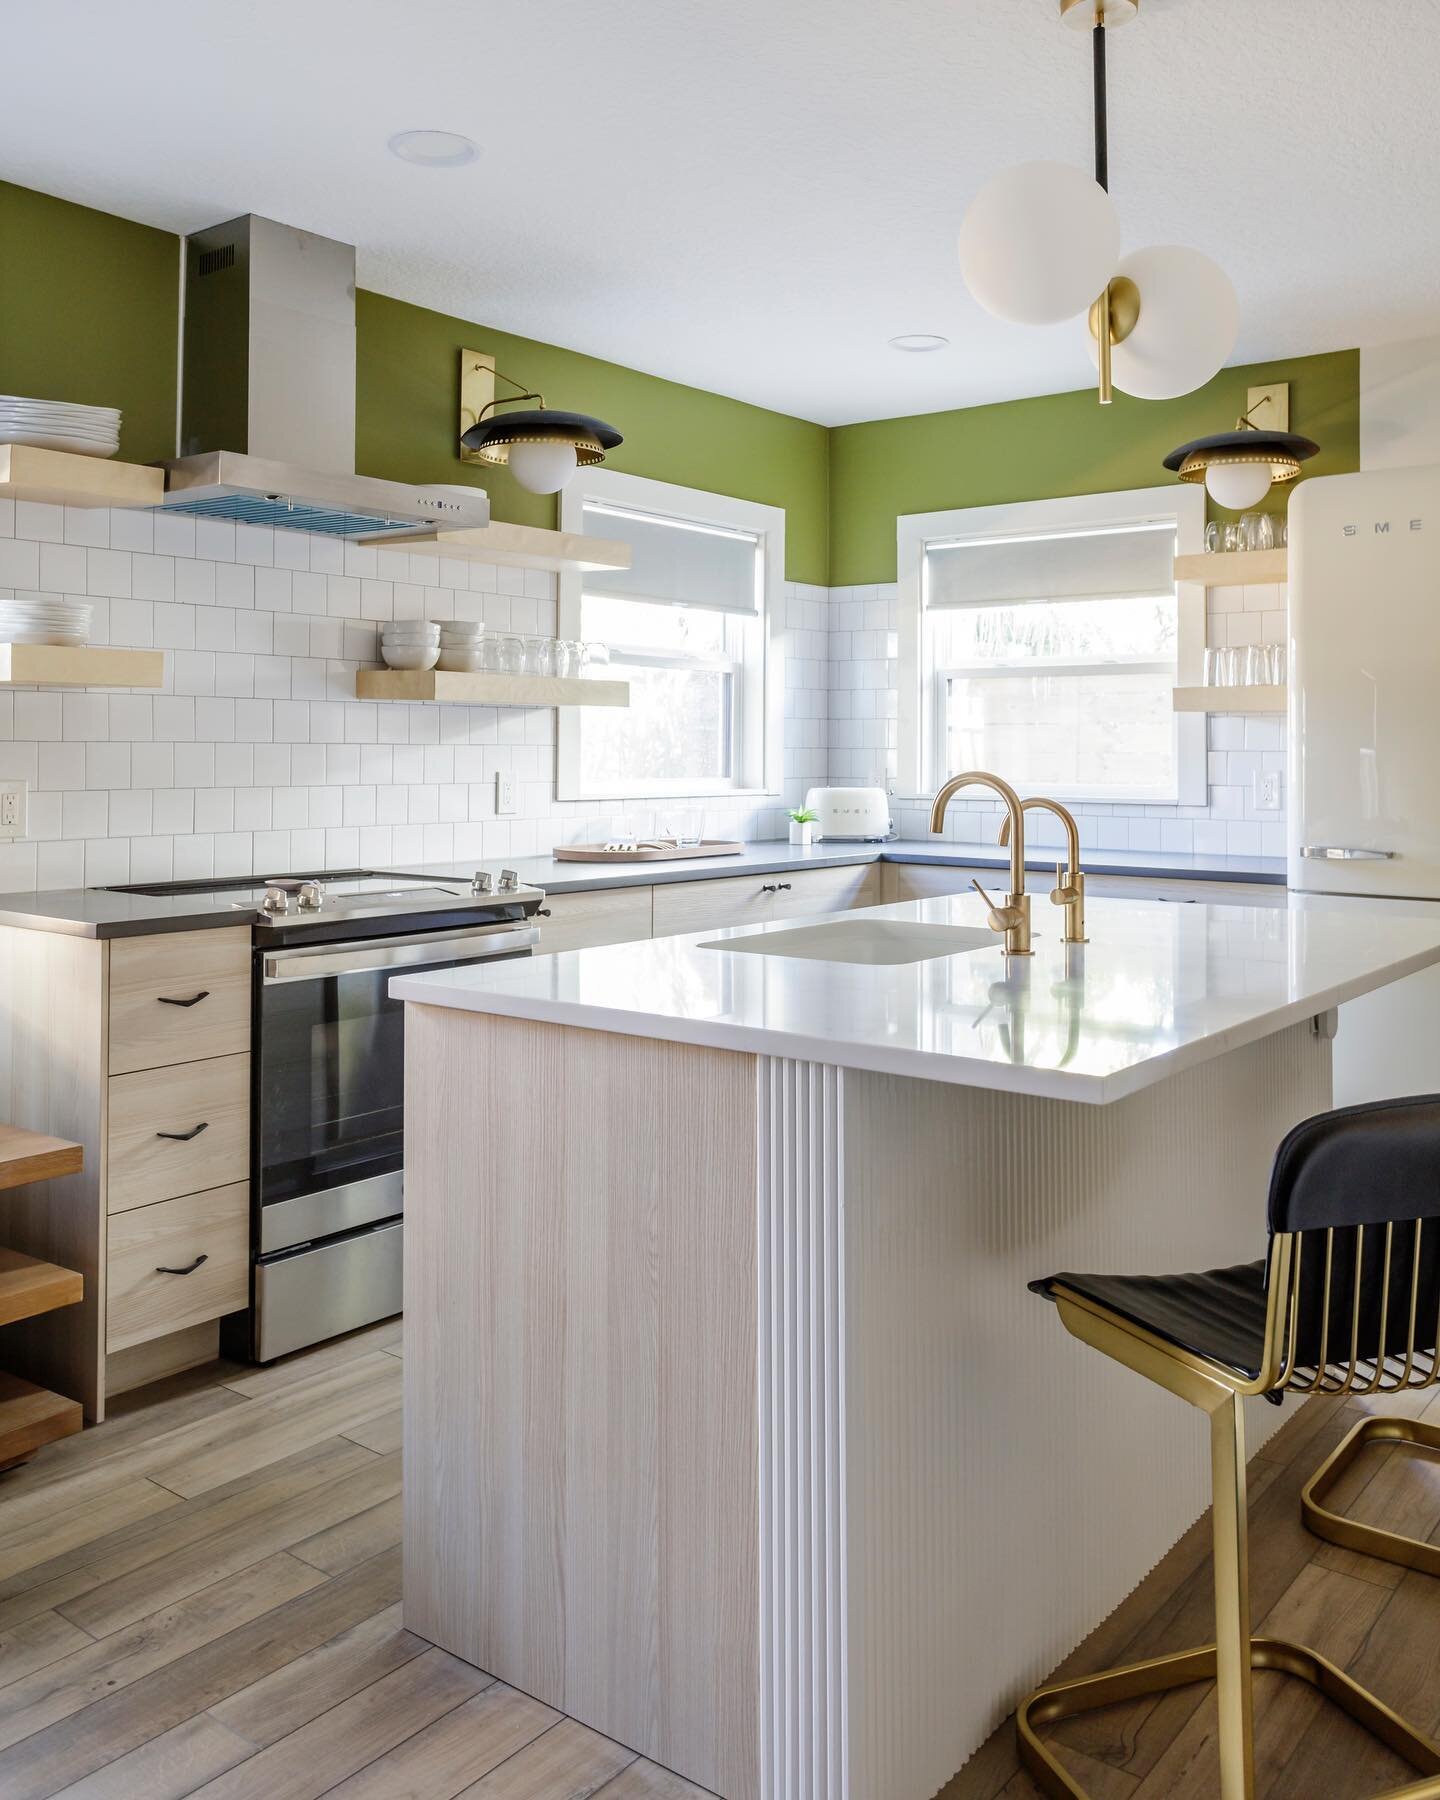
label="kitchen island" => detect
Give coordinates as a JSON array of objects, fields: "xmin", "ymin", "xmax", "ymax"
[{"xmin": 393, "ymin": 891, "xmax": 1440, "ymax": 1800}]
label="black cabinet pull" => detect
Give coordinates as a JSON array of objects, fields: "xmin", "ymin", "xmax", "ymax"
[
  {"xmin": 762, "ymin": 882, "xmax": 794, "ymax": 894},
  {"xmin": 536, "ymin": 907, "xmax": 552, "ymax": 917},
  {"xmin": 155, "ymin": 1253, "xmax": 208, "ymax": 1276},
  {"xmin": 156, "ymin": 1121, "xmax": 209, "ymax": 1142},
  {"xmin": 157, "ymin": 990, "xmax": 210, "ymax": 1008}
]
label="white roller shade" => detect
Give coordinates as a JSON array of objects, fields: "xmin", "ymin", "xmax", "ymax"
[
  {"xmin": 582, "ymin": 502, "xmax": 760, "ymax": 614},
  {"xmin": 925, "ymin": 522, "xmax": 1176, "ymax": 610}
]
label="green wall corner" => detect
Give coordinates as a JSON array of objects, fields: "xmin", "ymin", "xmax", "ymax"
[
  {"xmin": 0, "ymin": 182, "xmax": 179, "ymax": 467},
  {"xmin": 827, "ymin": 348, "xmax": 1361, "ymax": 587},
  {"xmin": 355, "ymin": 291, "xmax": 831, "ymax": 587}
]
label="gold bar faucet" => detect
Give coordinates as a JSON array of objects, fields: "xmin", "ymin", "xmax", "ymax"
[
  {"xmin": 930, "ymin": 771, "xmax": 1032, "ymax": 955},
  {"xmin": 998, "ymin": 797, "xmax": 1089, "ymax": 944}
]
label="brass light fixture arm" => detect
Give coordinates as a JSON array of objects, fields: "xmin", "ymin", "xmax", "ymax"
[
  {"xmin": 476, "ymin": 367, "xmax": 548, "ymax": 422},
  {"xmin": 930, "ymin": 771, "xmax": 1033, "ymax": 955}
]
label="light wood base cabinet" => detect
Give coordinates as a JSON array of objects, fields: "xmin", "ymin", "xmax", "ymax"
[{"xmin": 105, "ymin": 1182, "xmax": 248, "ymax": 1352}]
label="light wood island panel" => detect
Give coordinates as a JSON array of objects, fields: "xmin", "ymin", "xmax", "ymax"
[{"xmin": 403, "ymin": 1007, "xmax": 759, "ymax": 1800}]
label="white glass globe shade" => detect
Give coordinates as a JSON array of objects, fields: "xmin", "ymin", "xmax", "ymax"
[
  {"xmin": 1204, "ymin": 461, "xmax": 1272, "ymax": 511},
  {"xmin": 1086, "ymin": 245, "xmax": 1238, "ymax": 400},
  {"xmin": 507, "ymin": 440, "xmax": 578, "ymax": 495},
  {"xmin": 959, "ymin": 161, "xmax": 1121, "ymax": 326}
]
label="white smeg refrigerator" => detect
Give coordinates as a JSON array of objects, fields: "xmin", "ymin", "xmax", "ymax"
[{"xmin": 1289, "ymin": 462, "xmax": 1440, "ymax": 1103}]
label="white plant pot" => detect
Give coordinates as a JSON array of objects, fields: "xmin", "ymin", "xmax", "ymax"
[{"xmin": 789, "ymin": 821, "xmax": 814, "ymax": 847}]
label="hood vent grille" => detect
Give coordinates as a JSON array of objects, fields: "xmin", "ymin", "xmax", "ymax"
[
  {"xmin": 161, "ymin": 491, "xmax": 421, "ymax": 538},
  {"xmin": 195, "ymin": 242, "xmax": 235, "ymax": 279}
]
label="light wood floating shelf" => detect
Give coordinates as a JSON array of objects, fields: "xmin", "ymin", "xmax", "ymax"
[
  {"xmin": 355, "ymin": 669, "xmax": 630, "ymax": 708},
  {"xmin": 0, "ymin": 644, "xmax": 165, "ymax": 688},
  {"xmin": 0, "ymin": 1125, "xmax": 83, "ymax": 1192},
  {"xmin": 0, "ymin": 444, "xmax": 164, "ymax": 510},
  {"xmin": 1173, "ymin": 685, "xmax": 1287, "ymax": 714},
  {"xmin": 1173, "ymin": 548, "xmax": 1288, "ymax": 587},
  {"xmin": 0, "ymin": 1248, "xmax": 83, "ymax": 1327},
  {"xmin": 359, "ymin": 519, "xmax": 632, "ymax": 575}
]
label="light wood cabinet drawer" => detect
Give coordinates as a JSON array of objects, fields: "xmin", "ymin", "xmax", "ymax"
[
  {"xmin": 651, "ymin": 870, "xmax": 780, "ymax": 938},
  {"xmin": 1085, "ymin": 875, "xmax": 1287, "ymax": 908},
  {"xmin": 535, "ymin": 886, "xmax": 653, "ymax": 954},
  {"xmin": 105, "ymin": 1181, "xmax": 249, "ymax": 1352},
  {"xmin": 108, "ymin": 927, "xmax": 251, "ymax": 1075},
  {"xmin": 882, "ymin": 862, "xmax": 979, "ymax": 904},
  {"xmin": 107, "ymin": 1053, "xmax": 250, "ymax": 1215},
  {"xmin": 767, "ymin": 863, "xmax": 881, "ymax": 919}
]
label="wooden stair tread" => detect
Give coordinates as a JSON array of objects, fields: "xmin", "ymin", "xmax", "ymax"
[
  {"xmin": 0, "ymin": 1247, "xmax": 84, "ymax": 1325},
  {"xmin": 0, "ymin": 1123, "xmax": 83, "ymax": 1192},
  {"xmin": 0, "ymin": 1371, "xmax": 82, "ymax": 1465}
]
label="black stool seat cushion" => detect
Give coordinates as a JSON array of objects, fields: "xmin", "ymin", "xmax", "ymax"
[{"xmin": 1030, "ymin": 1261, "xmax": 1269, "ymax": 1381}]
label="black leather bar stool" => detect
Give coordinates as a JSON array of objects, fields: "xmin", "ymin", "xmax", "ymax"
[{"xmin": 1018, "ymin": 1096, "xmax": 1440, "ymax": 1800}]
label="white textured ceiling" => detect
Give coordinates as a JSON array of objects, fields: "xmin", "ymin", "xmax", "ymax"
[{"xmin": 5, "ymin": 0, "xmax": 1438, "ymax": 425}]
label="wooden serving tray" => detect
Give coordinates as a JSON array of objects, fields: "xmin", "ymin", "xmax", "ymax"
[{"xmin": 553, "ymin": 840, "xmax": 745, "ymax": 863}]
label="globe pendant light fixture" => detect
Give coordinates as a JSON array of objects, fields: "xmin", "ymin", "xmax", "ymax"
[
  {"xmin": 1164, "ymin": 395, "xmax": 1319, "ymax": 510},
  {"xmin": 459, "ymin": 367, "xmax": 623, "ymax": 496},
  {"xmin": 958, "ymin": 0, "xmax": 1238, "ymax": 405}
]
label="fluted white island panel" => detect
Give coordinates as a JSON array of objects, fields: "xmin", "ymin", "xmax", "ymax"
[{"xmin": 396, "ymin": 894, "xmax": 1440, "ymax": 1799}]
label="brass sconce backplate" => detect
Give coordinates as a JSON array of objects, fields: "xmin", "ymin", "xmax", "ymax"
[{"xmin": 459, "ymin": 350, "xmax": 496, "ymax": 464}]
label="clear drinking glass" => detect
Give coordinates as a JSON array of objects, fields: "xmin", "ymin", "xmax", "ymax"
[
  {"xmin": 1203, "ymin": 646, "xmax": 1222, "ymax": 687},
  {"xmin": 1204, "ymin": 522, "xmax": 1221, "ymax": 554},
  {"xmin": 1266, "ymin": 642, "xmax": 1286, "ymax": 685},
  {"xmin": 1242, "ymin": 644, "xmax": 1268, "ymax": 686},
  {"xmin": 496, "ymin": 634, "xmax": 525, "ymax": 675},
  {"xmin": 1240, "ymin": 512, "xmax": 1275, "ymax": 553},
  {"xmin": 666, "ymin": 809, "xmax": 703, "ymax": 848},
  {"xmin": 1222, "ymin": 520, "xmax": 1242, "ymax": 552}
]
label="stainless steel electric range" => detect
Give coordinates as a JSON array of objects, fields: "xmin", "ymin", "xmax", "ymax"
[{"xmin": 106, "ymin": 868, "xmax": 545, "ymax": 1360}]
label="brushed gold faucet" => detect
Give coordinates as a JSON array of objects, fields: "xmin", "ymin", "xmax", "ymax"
[
  {"xmin": 998, "ymin": 797, "xmax": 1088, "ymax": 944},
  {"xmin": 930, "ymin": 770, "xmax": 1032, "ymax": 955}
]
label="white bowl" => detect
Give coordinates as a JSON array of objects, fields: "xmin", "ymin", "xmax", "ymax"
[
  {"xmin": 437, "ymin": 651, "xmax": 487, "ymax": 672},
  {"xmin": 381, "ymin": 644, "xmax": 441, "ymax": 671},
  {"xmin": 382, "ymin": 624, "xmax": 441, "ymax": 640}
]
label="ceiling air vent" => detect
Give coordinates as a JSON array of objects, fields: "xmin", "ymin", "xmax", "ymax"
[{"xmin": 195, "ymin": 242, "xmax": 236, "ymax": 279}]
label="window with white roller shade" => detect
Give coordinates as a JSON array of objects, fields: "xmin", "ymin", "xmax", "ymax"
[
  {"xmin": 581, "ymin": 503, "xmax": 761, "ymax": 615},
  {"xmin": 924, "ymin": 522, "xmax": 1175, "ymax": 610}
]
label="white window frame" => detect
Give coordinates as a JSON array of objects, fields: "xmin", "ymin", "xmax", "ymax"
[
  {"xmin": 896, "ymin": 484, "xmax": 1206, "ymax": 806},
  {"xmin": 558, "ymin": 468, "xmax": 785, "ymax": 803}
]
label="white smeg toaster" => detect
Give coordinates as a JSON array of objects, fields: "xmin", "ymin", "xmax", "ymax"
[{"xmin": 805, "ymin": 786, "xmax": 893, "ymax": 842}]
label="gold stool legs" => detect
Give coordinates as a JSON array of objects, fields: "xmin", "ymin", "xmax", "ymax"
[
  {"xmin": 1017, "ymin": 1393, "xmax": 1440, "ymax": 1800},
  {"xmin": 1303, "ymin": 1415, "xmax": 1440, "ymax": 1578}
]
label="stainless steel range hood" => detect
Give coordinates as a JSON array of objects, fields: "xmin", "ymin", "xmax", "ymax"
[{"xmin": 158, "ymin": 215, "xmax": 489, "ymax": 539}]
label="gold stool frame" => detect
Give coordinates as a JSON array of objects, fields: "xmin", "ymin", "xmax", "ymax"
[
  {"xmin": 1303, "ymin": 1414, "xmax": 1440, "ymax": 1578},
  {"xmin": 1020, "ymin": 1225, "xmax": 1440, "ymax": 1800}
]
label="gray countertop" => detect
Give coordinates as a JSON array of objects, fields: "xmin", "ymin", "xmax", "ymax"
[{"xmin": 0, "ymin": 841, "xmax": 1286, "ymax": 939}]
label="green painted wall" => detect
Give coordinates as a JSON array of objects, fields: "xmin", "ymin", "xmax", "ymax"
[
  {"xmin": 355, "ymin": 291, "xmax": 831, "ymax": 586},
  {"xmin": 0, "ymin": 182, "xmax": 180, "ymax": 466},
  {"xmin": 828, "ymin": 348, "xmax": 1360, "ymax": 586},
  {"xmin": 0, "ymin": 182, "xmax": 1362, "ymax": 597}
]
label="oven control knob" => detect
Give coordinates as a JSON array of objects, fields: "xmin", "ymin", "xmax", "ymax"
[
  {"xmin": 297, "ymin": 881, "xmax": 325, "ymax": 911},
  {"xmin": 471, "ymin": 870, "xmax": 494, "ymax": 895},
  {"xmin": 261, "ymin": 884, "xmax": 292, "ymax": 914},
  {"xmin": 498, "ymin": 868, "xmax": 520, "ymax": 892}
]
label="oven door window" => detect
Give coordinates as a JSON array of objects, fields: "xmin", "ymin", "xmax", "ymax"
[{"xmin": 258, "ymin": 953, "xmax": 454, "ymax": 1207}]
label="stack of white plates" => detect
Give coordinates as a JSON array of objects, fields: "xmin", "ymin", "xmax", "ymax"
[
  {"xmin": 437, "ymin": 620, "xmax": 486, "ymax": 672},
  {"xmin": 0, "ymin": 598, "xmax": 93, "ymax": 646},
  {"xmin": 0, "ymin": 396, "xmax": 121, "ymax": 458},
  {"xmin": 381, "ymin": 621, "xmax": 440, "ymax": 671}
]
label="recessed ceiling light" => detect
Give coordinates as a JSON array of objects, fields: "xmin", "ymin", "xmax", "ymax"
[
  {"xmin": 387, "ymin": 130, "xmax": 479, "ymax": 168},
  {"xmin": 888, "ymin": 333, "xmax": 950, "ymax": 353}
]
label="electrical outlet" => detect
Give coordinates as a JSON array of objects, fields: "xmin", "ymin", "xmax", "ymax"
[
  {"xmin": 0, "ymin": 780, "xmax": 26, "ymax": 839},
  {"xmin": 495, "ymin": 771, "xmax": 518, "ymax": 816},
  {"xmin": 1254, "ymin": 769, "xmax": 1283, "ymax": 813}
]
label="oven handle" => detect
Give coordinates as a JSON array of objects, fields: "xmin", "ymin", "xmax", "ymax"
[{"xmin": 262, "ymin": 922, "xmax": 539, "ymax": 983}]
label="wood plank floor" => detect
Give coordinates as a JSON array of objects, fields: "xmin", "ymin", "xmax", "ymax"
[
  {"xmin": 0, "ymin": 1321, "xmax": 717, "ymax": 1800},
  {"xmin": 942, "ymin": 1384, "xmax": 1440, "ymax": 1799},
  {"xmin": 4, "ymin": 1324, "xmax": 1440, "ymax": 1798}
]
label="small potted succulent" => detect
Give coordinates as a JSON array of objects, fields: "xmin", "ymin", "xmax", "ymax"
[{"xmin": 788, "ymin": 805, "xmax": 818, "ymax": 848}]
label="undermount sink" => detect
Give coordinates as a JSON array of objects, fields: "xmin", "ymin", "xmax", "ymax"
[{"xmin": 699, "ymin": 917, "xmax": 999, "ymax": 966}]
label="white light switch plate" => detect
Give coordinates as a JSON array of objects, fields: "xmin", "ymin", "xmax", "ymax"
[
  {"xmin": 1254, "ymin": 769, "xmax": 1283, "ymax": 812},
  {"xmin": 495, "ymin": 771, "xmax": 517, "ymax": 816},
  {"xmin": 0, "ymin": 780, "xmax": 26, "ymax": 839}
]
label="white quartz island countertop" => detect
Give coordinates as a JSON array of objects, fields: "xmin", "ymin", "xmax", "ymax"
[{"xmin": 391, "ymin": 890, "xmax": 1440, "ymax": 1104}]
